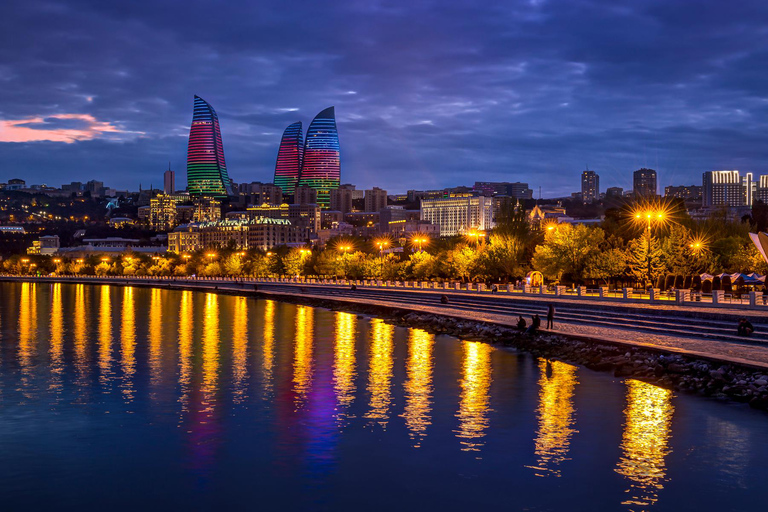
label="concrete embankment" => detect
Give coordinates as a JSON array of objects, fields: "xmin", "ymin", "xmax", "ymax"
[{"xmin": 5, "ymin": 276, "xmax": 768, "ymax": 411}]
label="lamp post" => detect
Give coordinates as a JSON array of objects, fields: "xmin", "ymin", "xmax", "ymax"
[
  {"xmin": 413, "ymin": 236, "xmax": 428, "ymax": 252},
  {"xmin": 338, "ymin": 244, "xmax": 352, "ymax": 278}
]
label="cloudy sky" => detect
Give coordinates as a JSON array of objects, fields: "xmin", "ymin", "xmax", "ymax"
[{"xmin": 1, "ymin": 0, "xmax": 767, "ymax": 196}]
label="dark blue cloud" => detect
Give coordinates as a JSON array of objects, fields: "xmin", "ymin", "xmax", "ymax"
[{"xmin": 1, "ymin": 0, "xmax": 768, "ymax": 196}]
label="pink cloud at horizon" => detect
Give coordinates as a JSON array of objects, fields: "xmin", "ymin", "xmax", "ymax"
[{"xmin": 0, "ymin": 113, "xmax": 138, "ymax": 143}]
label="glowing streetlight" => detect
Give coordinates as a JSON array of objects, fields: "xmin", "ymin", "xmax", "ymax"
[
  {"xmin": 466, "ymin": 229, "xmax": 486, "ymax": 245},
  {"xmin": 412, "ymin": 236, "xmax": 429, "ymax": 252},
  {"xmin": 53, "ymin": 258, "xmax": 61, "ymax": 264},
  {"xmin": 21, "ymin": 258, "xmax": 29, "ymax": 264},
  {"xmin": 207, "ymin": 252, "xmax": 216, "ymax": 264},
  {"xmin": 182, "ymin": 254, "xmax": 191, "ymax": 262}
]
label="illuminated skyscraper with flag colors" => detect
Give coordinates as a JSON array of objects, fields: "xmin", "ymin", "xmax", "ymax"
[
  {"xmin": 273, "ymin": 121, "xmax": 303, "ymax": 195},
  {"xmin": 186, "ymin": 95, "xmax": 233, "ymax": 198},
  {"xmin": 297, "ymin": 106, "xmax": 340, "ymax": 207}
]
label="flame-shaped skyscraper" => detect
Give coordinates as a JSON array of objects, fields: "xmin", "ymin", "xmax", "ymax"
[
  {"xmin": 273, "ymin": 121, "xmax": 303, "ymax": 195},
  {"xmin": 296, "ymin": 106, "xmax": 340, "ymax": 207},
  {"xmin": 186, "ymin": 95, "xmax": 233, "ymax": 197}
]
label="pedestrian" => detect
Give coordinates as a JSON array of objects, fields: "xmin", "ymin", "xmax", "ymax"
[
  {"xmin": 351, "ymin": 284, "xmax": 357, "ymax": 291},
  {"xmin": 738, "ymin": 318, "xmax": 755, "ymax": 336},
  {"xmin": 517, "ymin": 315, "xmax": 526, "ymax": 331},
  {"xmin": 440, "ymin": 294, "xmax": 449, "ymax": 304},
  {"xmin": 526, "ymin": 314, "xmax": 541, "ymax": 335},
  {"xmin": 491, "ymin": 284, "xmax": 498, "ymax": 294},
  {"xmin": 547, "ymin": 304, "xmax": 555, "ymax": 329}
]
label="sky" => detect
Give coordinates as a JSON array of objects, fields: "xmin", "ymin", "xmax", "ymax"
[{"xmin": 2, "ymin": 0, "xmax": 768, "ymax": 197}]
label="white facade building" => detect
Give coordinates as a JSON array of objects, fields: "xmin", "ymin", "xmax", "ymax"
[{"xmin": 420, "ymin": 196, "xmax": 494, "ymax": 237}]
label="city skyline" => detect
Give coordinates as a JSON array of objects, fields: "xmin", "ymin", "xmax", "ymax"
[{"xmin": 3, "ymin": 1, "xmax": 768, "ymax": 196}]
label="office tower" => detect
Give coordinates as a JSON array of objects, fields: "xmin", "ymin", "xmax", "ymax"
[
  {"xmin": 703, "ymin": 170, "xmax": 744, "ymax": 207},
  {"xmin": 186, "ymin": 95, "xmax": 233, "ymax": 198},
  {"xmin": 164, "ymin": 166, "xmax": 175, "ymax": 194},
  {"xmin": 297, "ymin": 106, "xmax": 340, "ymax": 207},
  {"xmin": 364, "ymin": 187, "xmax": 388, "ymax": 212},
  {"xmin": 581, "ymin": 169, "xmax": 599, "ymax": 203},
  {"xmin": 273, "ymin": 121, "xmax": 303, "ymax": 195},
  {"xmin": 633, "ymin": 168, "xmax": 658, "ymax": 197}
]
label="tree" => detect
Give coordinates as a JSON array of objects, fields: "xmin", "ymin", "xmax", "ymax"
[
  {"xmin": 282, "ymin": 249, "xmax": 307, "ymax": 277},
  {"xmin": 627, "ymin": 235, "xmax": 664, "ymax": 286},
  {"xmin": 446, "ymin": 244, "xmax": 478, "ymax": 282},
  {"xmin": 531, "ymin": 224, "xmax": 605, "ymax": 283},
  {"xmin": 407, "ymin": 251, "xmax": 437, "ymax": 280},
  {"xmin": 584, "ymin": 247, "xmax": 627, "ymax": 283},
  {"xmin": 476, "ymin": 234, "xmax": 526, "ymax": 281},
  {"xmin": 223, "ymin": 254, "xmax": 245, "ymax": 276}
]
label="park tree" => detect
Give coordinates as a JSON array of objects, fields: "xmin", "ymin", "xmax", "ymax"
[
  {"xmin": 446, "ymin": 244, "xmax": 478, "ymax": 282},
  {"xmin": 408, "ymin": 251, "xmax": 437, "ymax": 280},
  {"xmin": 583, "ymin": 247, "xmax": 627, "ymax": 284},
  {"xmin": 531, "ymin": 224, "xmax": 605, "ymax": 283},
  {"xmin": 627, "ymin": 235, "xmax": 665, "ymax": 286}
]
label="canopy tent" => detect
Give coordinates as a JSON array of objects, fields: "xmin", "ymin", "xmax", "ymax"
[{"xmin": 701, "ymin": 272, "xmax": 765, "ymax": 285}]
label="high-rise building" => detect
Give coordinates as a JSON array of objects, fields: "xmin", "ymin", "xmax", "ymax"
[
  {"xmin": 665, "ymin": 185, "xmax": 703, "ymax": 202},
  {"xmin": 164, "ymin": 167, "xmax": 175, "ymax": 195},
  {"xmin": 329, "ymin": 186, "xmax": 354, "ymax": 213},
  {"xmin": 420, "ymin": 196, "xmax": 494, "ymax": 237},
  {"xmin": 364, "ymin": 187, "xmax": 388, "ymax": 212},
  {"xmin": 297, "ymin": 106, "xmax": 340, "ymax": 207},
  {"xmin": 259, "ymin": 183, "xmax": 283, "ymax": 205},
  {"xmin": 186, "ymin": 95, "xmax": 233, "ymax": 198},
  {"xmin": 581, "ymin": 169, "xmax": 599, "ymax": 203},
  {"xmin": 756, "ymin": 176, "xmax": 768, "ymax": 205},
  {"xmin": 294, "ymin": 185, "xmax": 318, "ymax": 205},
  {"xmin": 273, "ymin": 121, "xmax": 303, "ymax": 195},
  {"xmin": 703, "ymin": 170, "xmax": 744, "ymax": 207},
  {"xmin": 633, "ymin": 168, "xmax": 657, "ymax": 197},
  {"xmin": 149, "ymin": 194, "xmax": 179, "ymax": 231}
]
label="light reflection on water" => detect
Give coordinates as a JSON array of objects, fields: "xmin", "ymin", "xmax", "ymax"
[
  {"xmin": 365, "ymin": 318, "xmax": 395, "ymax": 428},
  {"xmin": 615, "ymin": 380, "xmax": 674, "ymax": 510},
  {"xmin": 401, "ymin": 327, "xmax": 434, "ymax": 447},
  {"xmin": 455, "ymin": 340, "xmax": 493, "ymax": 453},
  {"xmin": 0, "ymin": 282, "xmax": 764, "ymax": 511},
  {"xmin": 528, "ymin": 359, "xmax": 579, "ymax": 477}
]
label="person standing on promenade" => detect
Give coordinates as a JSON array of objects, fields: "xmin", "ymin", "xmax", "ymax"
[{"xmin": 546, "ymin": 304, "xmax": 555, "ymax": 329}]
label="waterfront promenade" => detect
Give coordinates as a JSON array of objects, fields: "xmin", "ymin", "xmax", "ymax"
[{"xmin": 5, "ymin": 274, "xmax": 768, "ymax": 370}]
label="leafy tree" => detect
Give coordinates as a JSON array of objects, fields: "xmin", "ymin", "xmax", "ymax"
[
  {"xmin": 408, "ymin": 251, "xmax": 437, "ymax": 280},
  {"xmin": 223, "ymin": 254, "xmax": 245, "ymax": 276},
  {"xmin": 446, "ymin": 244, "xmax": 478, "ymax": 282},
  {"xmin": 583, "ymin": 247, "xmax": 627, "ymax": 283},
  {"xmin": 531, "ymin": 224, "xmax": 605, "ymax": 283}
]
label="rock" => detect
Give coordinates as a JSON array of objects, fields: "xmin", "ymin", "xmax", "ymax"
[
  {"xmin": 755, "ymin": 379, "xmax": 768, "ymax": 387},
  {"xmin": 667, "ymin": 363, "xmax": 688, "ymax": 374},
  {"xmin": 614, "ymin": 365, "xmax": 634, "ymax": 377}
]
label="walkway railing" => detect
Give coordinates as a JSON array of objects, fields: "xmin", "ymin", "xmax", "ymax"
[{"xmin": 2, "ymin": 273, "xmax": 765, "ymax": 310}]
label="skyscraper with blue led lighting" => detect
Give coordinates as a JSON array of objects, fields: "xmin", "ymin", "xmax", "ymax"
[
  {"xmin": 186, "ymin": 95, "xmax": 233, "ymax": 198},
  {"xmin": 297, "ymin": 106, "xmax": 340, "ymax": 207}
]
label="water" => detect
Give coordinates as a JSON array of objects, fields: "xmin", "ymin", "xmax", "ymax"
[{"xmin": 0, "ymin": 282, "xmax": 764, "ymax": 511}]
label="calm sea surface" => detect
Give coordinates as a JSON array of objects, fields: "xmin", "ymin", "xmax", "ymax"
[{"xmin": 0, "ymin": 282, "xmax": 765, "ymax": 511}]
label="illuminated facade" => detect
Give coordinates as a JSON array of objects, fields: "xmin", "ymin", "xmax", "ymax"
[
  {"xmin": 186, "ymin": 95, "xmax": 234, "ymax": 198},
  {"xmin": 420, "ymin": 196, "xmax": 494, "ymax": 236},
  {"xmin": 273, "ymin": 122, "xmax": 303, "ymax": 195},
  {"xmin": 297, "ymin": 106, "xmax": 340, "ymax": 207},
  {"xmin": 168, "ymin": 217, "xmax": 309, "ymax": 252}
]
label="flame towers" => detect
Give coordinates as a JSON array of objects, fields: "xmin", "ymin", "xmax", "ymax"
[
  {"xmin": 273, "ymin": 121, "xmax": 303, "ymax": 195},
  {"xmin": 296, "ymin": 106, "xmax": 340, "ymax": 207},
  {"xmin": 187, "ymin": 95, "xmax": 233, "ymax": 198}
]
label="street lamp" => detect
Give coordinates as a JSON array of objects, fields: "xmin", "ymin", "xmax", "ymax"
[
  {"xmin": 207, "ymin": 252, "xmax": 216, "ymax": 264},
  {"xmin": 631, "ymin": 205, "xmax": 669, "ymax": 288},
  {"xmin": 412, "ymin": 235, "xmax": 429, "ymax": 252}
]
